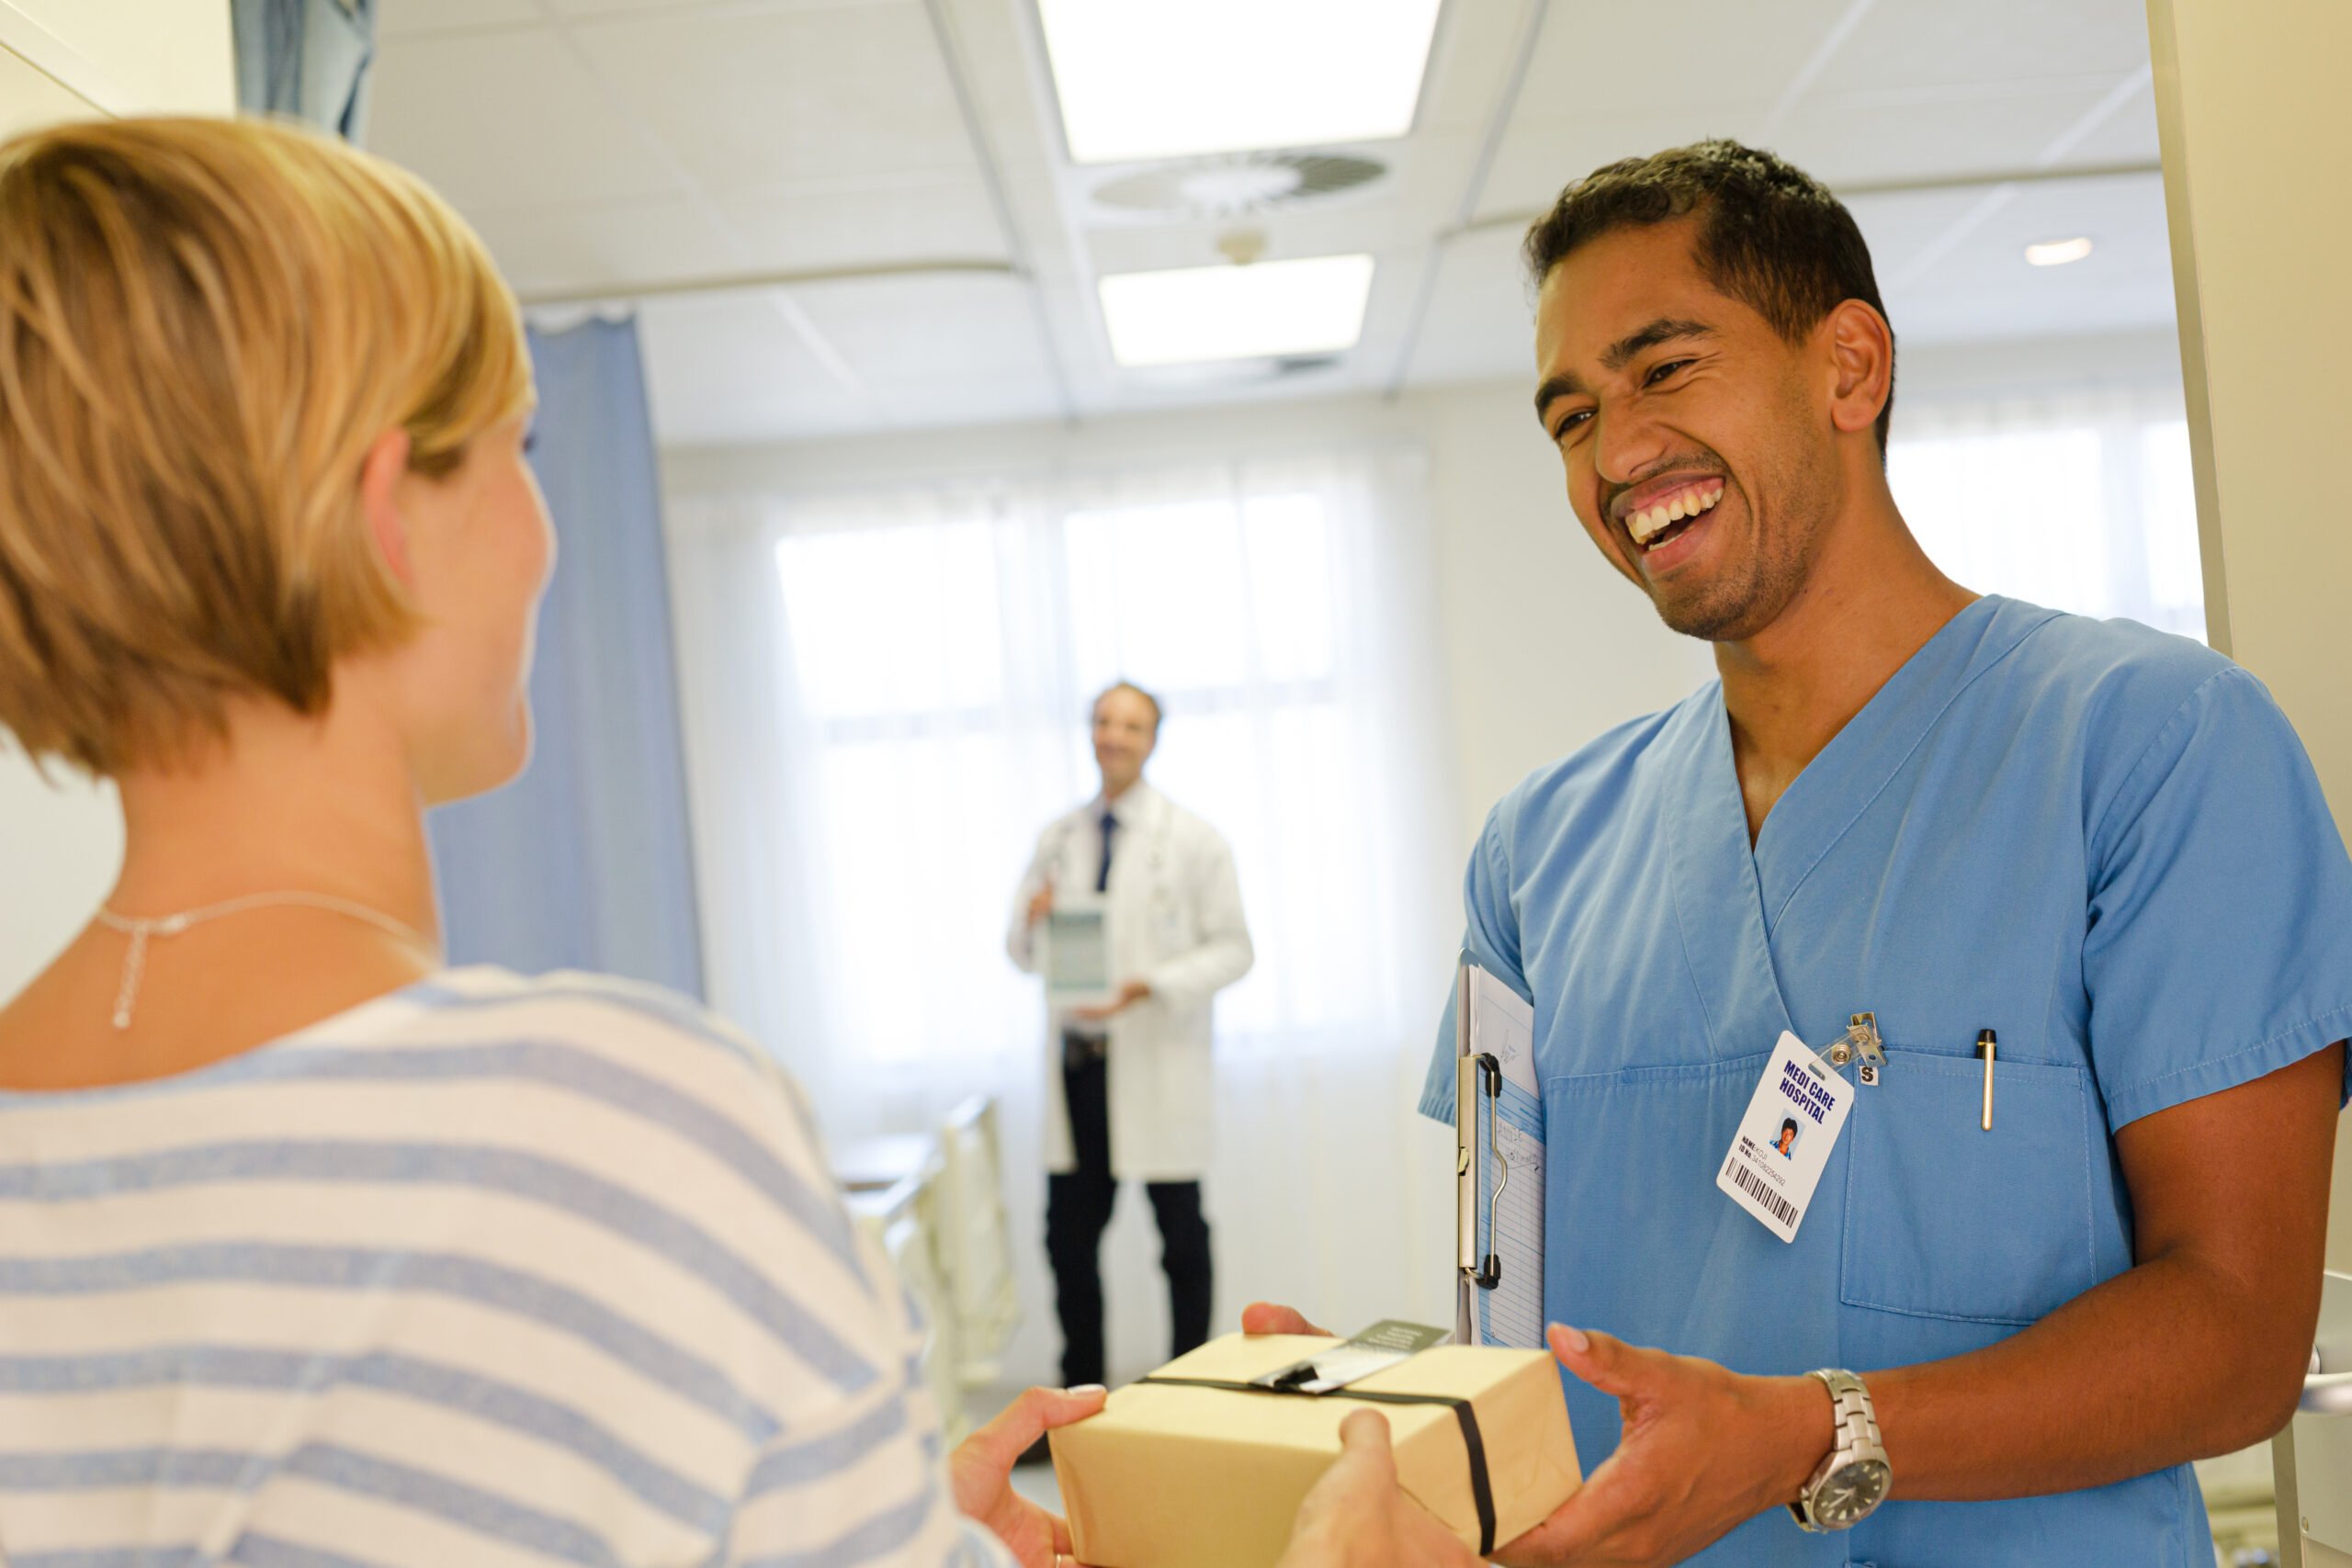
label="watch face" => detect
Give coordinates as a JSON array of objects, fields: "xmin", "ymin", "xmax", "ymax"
[{"xmin": 1816, "ymin": 1459, "xmax": 1893, "ymax": 1524}]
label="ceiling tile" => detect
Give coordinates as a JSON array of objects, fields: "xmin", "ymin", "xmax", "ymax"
[
  {"xmin": 792, "ymin": 273, "xmax": 1049, "ymax": 381},
  {"xmin": 1477, "ymin": 113, "xmax": 1742, "ymax": 219},
  {"xmin": 1876, "ymin": 173, "xmax": 2176, "ymax": 344},
  {"xmin": 468, "ymin": 198, "xmax": 743, "ymax": 299},
  {"xmin": 567, "ymin": 2, "xmax": 980, "ymax": 190},
  {"xmin": 637, "ymin": 292, "xmax": 869, "ymax": 446},
  {"xmin": 1507, "ymin": 0, "xmax": 1860, "ymax": 127},
  {"xmin": 1810, "ymin": 0, "xmax": 2152, "ymax": 96},
  {"xmin": 1399, "ymin": 226, "xmax": 1538, "ymax": 388},
  {"xmin": 370, "ymin": 29, "xmax": 687, "ymax": 209},
  {"xmin": 2042, "ymin": 80, "xmax": 2162, "ymax": 166},
  {"xmin": 377, "ymin": 0, "xmax": 542, "ymax": 38},
  {"xmin": 540, "ymin": 0, "xmax": 898, "ymax": 15},
  {"xmin": 714, "ymin": 175, "xmax": 1008, "ymax": 275},
  {"xmin": 1771, "ymin": 86, "xmax": 2128, "ymax": 188}
]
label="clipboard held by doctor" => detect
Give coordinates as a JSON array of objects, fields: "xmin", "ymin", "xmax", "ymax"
[
  {"xmin": 1041, "ymin": 892, "xmax": 1116, "ymax": 1013},
  {"xmin": 1454, "ymin": 957, "xmax": 1547, "ymax": 1348}
]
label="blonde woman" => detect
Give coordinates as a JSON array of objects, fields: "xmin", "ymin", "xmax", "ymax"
[{"xmin": 0, "ymin": 117, "xmax": 1467, "ymax": 1568}]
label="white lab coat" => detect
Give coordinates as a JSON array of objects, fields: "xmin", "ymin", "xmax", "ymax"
[{"xmin": 1006, "ymin": 783, "xmax": 1253, "ymax": 1180}]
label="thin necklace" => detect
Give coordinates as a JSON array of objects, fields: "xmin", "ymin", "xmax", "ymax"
[{"xmin": 93, "ymin": 891, "xmax": 435, "ymax": 1032}]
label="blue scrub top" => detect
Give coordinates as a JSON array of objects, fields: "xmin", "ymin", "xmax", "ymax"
[{"xmin": 1421, "ymin": 596, "xmax": 2352, "ymax": 1567}]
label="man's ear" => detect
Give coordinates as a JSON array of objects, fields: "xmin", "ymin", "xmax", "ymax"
[
  {"xmin": 1822, "ymin": 299, "xmax": 1894, "ymax": 439},
  {"xmin": 359, "ymin": 428, "xmax": 416, "ymax": 588}
]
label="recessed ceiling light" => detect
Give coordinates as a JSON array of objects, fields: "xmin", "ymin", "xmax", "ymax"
[
  {"xmin": 1037, "ymin": 0, "xmax": 1442, "ymax": 164},
  {"xmin": 2024, "ymin": 236, "xmax": 2094, "ymax": 267},
  {"xmin": 1098, "ymin": 254, "xmax": 1376, "ymax": 367}
]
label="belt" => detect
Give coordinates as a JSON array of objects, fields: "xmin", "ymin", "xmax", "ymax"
[
  {"xmin": 1136, "ymin": 1374, "xmax": 1497, "ymax": 1556},
  {"xmin": 1062, "ymin": 1030, "xmax": 1107, "ymax": 1069}
]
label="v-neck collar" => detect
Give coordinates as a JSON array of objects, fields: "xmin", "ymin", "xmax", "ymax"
[
  {"xmin": 1744, "ymin": 596, "xmax": 2054, "ymax": 933},
  {"xmin": 1664, "ymin": 693, "xmax": 1798, "ymax": 1055},
  {"xmin": 1662, "ymin": 596, "xmax": 2056, "ymax": 1055}
]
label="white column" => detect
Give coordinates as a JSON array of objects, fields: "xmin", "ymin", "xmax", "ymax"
[{"xmin": 2147, "ymin": 0, "xmax": 2352, "ymax": 1271}]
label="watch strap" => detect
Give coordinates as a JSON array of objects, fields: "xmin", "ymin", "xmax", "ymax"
[{"xmin": 1788, "ymin": 1368, "xmax": 1890, "ymax": 1533}]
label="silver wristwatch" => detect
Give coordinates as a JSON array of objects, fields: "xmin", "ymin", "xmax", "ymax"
[{"xmin": 1789, "ymin": 1369, "xmax": 1892, "ymax": 1532}]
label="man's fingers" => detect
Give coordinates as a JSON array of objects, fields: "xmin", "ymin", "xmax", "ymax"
[
  {"xmin": 967, "ymin": 1384, "xmax": 1109, "ymax": 1469},
  {"xmin": 1288, "ymin": 1408, "xmax": 1392, "ymax": 1546},
  {"xmin": 1496, "ymin": 1451, "xmax": 1638, "ymax": 1564},
  {"xmin": 1335, "ymin": 1407, "xmax": 1395, "ymax": 1467},
  {"xmin": 1547, "ymin": 1323, "xmax": 1650, "ymax": 1397},
  {"xmin": 1241, "ymin": 1302, "xmax": 1331, "ymax": 1337}
]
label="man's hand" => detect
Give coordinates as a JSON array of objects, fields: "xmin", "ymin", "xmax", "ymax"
[
  {"xmin": 1025, "ymin": 880, "xmax": 1056, "ymax": 930},
  {"xmin": 1495, "ymin": 1325, "xmax": 1829, "ymax": 1568},
  {"xmin": 949, "ymin": 1383, "xmax": 1108, "ymax": 1568},
  {"xmin": 1069, "ymin": 977, "xmax": 1150, "ymax": 1023},
  {"xmin": 1241, "ymin": 1301, "xmax": 1334, "ymax": 1337},
  {"xmin": 1278, "ymin": 1409, "xmax": 1485, "ymax": 1568}
]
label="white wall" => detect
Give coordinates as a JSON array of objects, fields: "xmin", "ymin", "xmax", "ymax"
[
  {"xmin": 0, "ymin": 2, "xmax": 230, "ymax": 1005},
  {"xmin": 0, "ymin": 1, "xmax": 233, "ymax": 124},
  {"xmin": 0, "ymin": 744, "xmax": 121, "ymax": 1000}
]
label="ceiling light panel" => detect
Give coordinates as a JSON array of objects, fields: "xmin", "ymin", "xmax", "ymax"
[
  {"xmin": 1099, "ymin": 254, "xmax": 1376, "ymax": 367},
  {"xmin": 2024, "ymin": 236, "xmax": 2095, "ymax": 266},
  {"xmin": 1037, "ymin": 0, "xmax": 1442, "ymax": 164}
]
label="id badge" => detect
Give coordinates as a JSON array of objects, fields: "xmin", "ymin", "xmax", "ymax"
[{"xmin": 1717, "ymin": 1031, "xmax": 1853, "ymax": 1243}]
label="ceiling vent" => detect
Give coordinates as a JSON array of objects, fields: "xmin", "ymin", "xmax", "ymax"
[{"xmin": 1090, "ymin": 152, "xmax": 1387, "ymax": 220}]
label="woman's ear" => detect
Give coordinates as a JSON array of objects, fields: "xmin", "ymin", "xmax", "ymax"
[
  {"xmin": 1823, "ymin": 299, "xmax": 1894, "ymax": 438},
  {"xmin": 359, "ymin": 428, "xmax": 416, "ymax": 587}
]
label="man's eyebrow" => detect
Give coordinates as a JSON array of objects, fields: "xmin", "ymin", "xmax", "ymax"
[
  {"xmin": 1533, "ymin": 317, "xmax": 1720, "ymax": 425},
  {"xmin": 1532, "ymin": 373, "xmax": 1587, "ymax": 423},
  {"xmin": 1600, "ymin": 317, "xmax": 1716, "ymax": 373}
]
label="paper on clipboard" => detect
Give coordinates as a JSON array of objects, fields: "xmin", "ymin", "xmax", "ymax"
[
  {"xmin": 1455, "ymin": 961, "xmax": 1545, "ymax": 1349},
  {"xmin": 1042, "ymin": 895, "xmax": 1114, "ymax": 1010}
]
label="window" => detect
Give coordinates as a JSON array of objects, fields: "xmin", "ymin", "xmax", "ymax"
[{"xmin": 1889, "ymin": 393, "xmax": 2204, "ymax": 641}]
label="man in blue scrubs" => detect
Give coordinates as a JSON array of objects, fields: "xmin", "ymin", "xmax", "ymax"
[{"xmin": 1252, "ymin": 141, "xmax": 2351, "ymax": 1565}]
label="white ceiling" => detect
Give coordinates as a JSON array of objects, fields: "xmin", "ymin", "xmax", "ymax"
[{"xmin": 369, "ymin": 0, "xmax": 2177, "ymax": 448}]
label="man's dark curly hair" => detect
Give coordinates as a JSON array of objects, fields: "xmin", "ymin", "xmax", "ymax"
[{"xmin": 1523, "ymin": 140, "xmax": 1894, "ymax": 454}]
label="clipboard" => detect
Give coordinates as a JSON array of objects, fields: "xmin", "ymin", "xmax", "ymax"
[
  {"xmin": 1041, "ymin": 893, "xmax": 1115, "ymax": 1011},
  {"xmin": 1453, "ymin": 959, "xmax": 1545, "ymax": 1348}
]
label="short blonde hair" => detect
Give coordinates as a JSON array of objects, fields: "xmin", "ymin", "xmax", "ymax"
[{"xmin": 0, "ymin": 116, "xmax": 533, "ymax": 775}]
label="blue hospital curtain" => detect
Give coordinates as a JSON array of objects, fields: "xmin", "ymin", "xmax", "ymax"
[
  {"xmin": 428, "ymin": 318, "xmax": 707, "ymax": 1000},
  {"xmin": 232, "ymin": 0, "xmax": 377, "ymax": 142}
]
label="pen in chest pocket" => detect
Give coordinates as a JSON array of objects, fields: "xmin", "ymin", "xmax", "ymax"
[{"xmin": 1975, "ymin": 1029, "xmax": 1996, "ymax": 1131}]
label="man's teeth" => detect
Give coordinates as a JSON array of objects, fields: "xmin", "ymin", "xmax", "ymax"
[{"xmin": 1628, "ymin": 484, "xmax": 1724, "ymax": 545}]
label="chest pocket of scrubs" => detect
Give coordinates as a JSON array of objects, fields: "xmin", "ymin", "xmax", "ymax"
[{"xmin": 1840, "ymin": 1048, "xmax": 2098, "ymax": 1326}]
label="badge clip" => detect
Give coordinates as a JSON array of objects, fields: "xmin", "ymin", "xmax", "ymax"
[{"xmin": 1844, "ymin": 1011, "xmax": 1885, "ymax": 1085}]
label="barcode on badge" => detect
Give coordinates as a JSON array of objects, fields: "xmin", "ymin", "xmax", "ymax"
[{"xmin": 1726, "ymin": 1158, "xmax": 1800, "ymax": 1228}]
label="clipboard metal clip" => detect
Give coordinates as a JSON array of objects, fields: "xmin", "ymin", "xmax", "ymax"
[{"xmin": 1455, "ymin": 1051, "xmax": 1504, "ymax": 1291}]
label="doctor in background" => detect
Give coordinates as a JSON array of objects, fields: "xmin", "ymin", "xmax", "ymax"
[{"xmin": 1007, "ymin": 682, "xmax": 1253, "ymax": 1400}]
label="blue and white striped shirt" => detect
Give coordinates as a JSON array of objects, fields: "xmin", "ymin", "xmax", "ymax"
[{"xmin": 0, "ymin": 966, "xmax": 1012, "ymax": 1568}]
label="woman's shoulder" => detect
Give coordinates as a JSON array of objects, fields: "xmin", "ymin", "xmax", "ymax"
[
  {"xmin": 393, "ymin": 966, "xmax": 764, "ymax": 1056},
  {"xmin": 366, "ymin": 965, "xmax": 827, "ymax": 1154}
]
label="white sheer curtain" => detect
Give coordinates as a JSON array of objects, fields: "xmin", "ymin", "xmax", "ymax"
[
  {"xmin": 1889, "ymin": 385, "xmax": 2205, "ymax": 639},
  {"xmin": 668, "ymin": 450, "xmax": 1461, "ymax": 1387}
]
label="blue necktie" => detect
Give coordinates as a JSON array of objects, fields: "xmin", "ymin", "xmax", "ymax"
[{"xmin": 1096, "ymin": 808, "xmax": 1117, "ymax": 893}]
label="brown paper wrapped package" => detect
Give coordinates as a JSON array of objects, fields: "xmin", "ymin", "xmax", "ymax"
[{"xmin": 1049, "ymin": 1333, "xmax": 1581, "ymax": 1568}]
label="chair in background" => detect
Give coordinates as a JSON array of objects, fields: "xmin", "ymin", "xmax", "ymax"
[
  {"xmin": 833, "ymin": 1094, "xmax": 1024, "ymax": 1441},
  {"xmin": 934, "ymin": 1096, "xmax": 1021, "ymax": 1389},
  {"xmin": 851, "ymin": 1165, "xmax": 973, "ymax": 1444},
  {"xmin": 2272, "ymin": 1268, "xmax": 2352, "ymax": 1568}
]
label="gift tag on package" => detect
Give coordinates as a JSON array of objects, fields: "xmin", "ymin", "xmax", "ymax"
[
  {"xmin": 1250, "ymin": 1321, "xmax": 1453, "ymax": 1394},
  {"xmin": 1716, "ymin": 1032, "xmax": 1852, "ymax": 1243}
]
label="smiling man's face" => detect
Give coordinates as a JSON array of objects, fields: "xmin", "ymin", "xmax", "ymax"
[{"xmin": 1533, "ymin": 214, "xmax": 1841, "ymax": 644}]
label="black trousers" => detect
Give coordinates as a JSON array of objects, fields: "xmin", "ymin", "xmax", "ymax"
[{"xmin": 1046, "ymin": 1047, "xmax": 1213, "ymax": 1389}]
